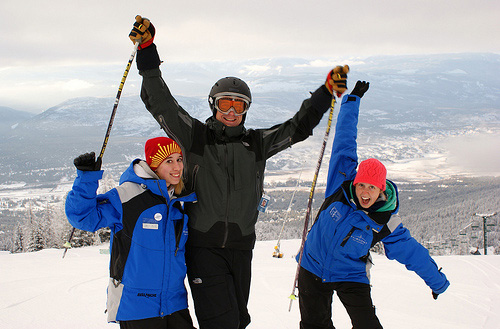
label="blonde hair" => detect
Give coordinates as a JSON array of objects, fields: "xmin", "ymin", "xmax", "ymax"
[{"xmin": 173, "ymin": 179, "xmax": 184, "ymax": 195}]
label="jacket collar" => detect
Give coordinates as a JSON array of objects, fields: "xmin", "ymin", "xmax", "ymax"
[
  {"xmin": 206, "ymin": 116, "xmax": 247, "ymax": 140},
  {"xmin": 120, "ymin": 159, "xmax": 197, "ymax": 204},
  {"xmin": 341, "ymin": 180, "xmax": 399, "ymax": 225}
]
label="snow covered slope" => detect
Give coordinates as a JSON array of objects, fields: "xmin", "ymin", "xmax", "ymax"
[{"xmin": 1, "ymin": 239, "xmax": 499, "ymax": 328}]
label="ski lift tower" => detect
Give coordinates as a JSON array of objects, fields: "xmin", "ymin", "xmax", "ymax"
[{"xmin": 474, "ymin": 212, "xmax": 497, "ymax": 255}]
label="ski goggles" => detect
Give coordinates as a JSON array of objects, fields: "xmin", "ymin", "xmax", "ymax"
[{"xmin": 214, "ymin": 96, "xmax": 250, "ymax": 116}]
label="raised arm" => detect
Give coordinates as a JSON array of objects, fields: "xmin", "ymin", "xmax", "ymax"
[
  {"xmin": 325, "ymin": 81, "xmax": 369, "ymax": 197},
  {"xmin": 259, "ymin": 66, "xmax": 349, "ymax": 159},
  {"xmin": 65, "ymin": 152, "xmax": 122, "ymax": 233},
  {"xmin": 129, "ymin": 16, "xmax": 197, "ymax": 150}
]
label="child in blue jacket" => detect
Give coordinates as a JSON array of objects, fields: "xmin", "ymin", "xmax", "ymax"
[
  {"xmin": 297, "ymin": 81, "xmax": 450, "ymax": 329},
  {"xmin": 66, "ymin": 137, "xmax": 197, "ymax": 328}
]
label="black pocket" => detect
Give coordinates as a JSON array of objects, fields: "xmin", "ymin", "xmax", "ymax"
[{"xmin": 188, "ymin": 274, "xmax": 232, "ymax": 321}]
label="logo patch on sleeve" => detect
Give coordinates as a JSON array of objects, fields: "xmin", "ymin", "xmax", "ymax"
[{"xmin": 329, "ymin": 206, "xmax": 342, "ymax": 222}]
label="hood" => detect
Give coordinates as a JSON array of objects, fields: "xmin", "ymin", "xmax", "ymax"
[
  {"xmin": 119, "ymin": 159, "xmax": 171, "ymax": 199},
  {"xmin": 119, "ymin": 159, "xmax": 197, "ymax": 204},
  {"xmin": 377, "ymin": 180, "xmax": 399, "ymax": 214},
  {"xmin": 119, "ymin": 159, "xmax": 157, "ymax": 184}
]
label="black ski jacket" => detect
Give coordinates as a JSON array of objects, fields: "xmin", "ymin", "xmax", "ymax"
[{"xmin": 139, "ymin": 51, "xmax": 333, "ymax": 250}]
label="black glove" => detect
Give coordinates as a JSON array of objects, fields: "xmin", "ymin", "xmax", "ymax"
[
  {"xmin": 74, "ymin": 152, "xmax": 102, "ymax": 171},
  {"xmin": 136, "ymin": 43, "xmax": 161, "ymax": 71},
  {"xmin": 350, "ymin": 81, "xmax": 370, "ymax": 99},
  {"xmin": 431, "ymin": 267, "xmax": 446, "ymax": 300}
]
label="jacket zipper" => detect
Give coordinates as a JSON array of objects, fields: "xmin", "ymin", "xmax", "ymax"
[
  {"xmin": 155, "ymin": 180, "xmax": 169, "ymax": 316},
  {"xmin": 269, "ymin": 136, "xmax": 292, "ymax": 154},
  {"xmin": 191, "ymin": 165, "xmax": 199, "ymax": 191},
  {"xmin": 174, "ymin": 216, "xmax": 183, "ymax": 256},
  {"xmin": 340, "ymin": 227, "xmax": 356, "ymax": 247},
  {"xmin": 157, "ymin": 180, "xmax": 182, "ymax": 256},
  {"xmin": 256, "ymin": 171, "xmax": 261, "ymax": 196},
  {"xmin": 222, "ymin": 135, "xmax": 230, "ymax": 248}
]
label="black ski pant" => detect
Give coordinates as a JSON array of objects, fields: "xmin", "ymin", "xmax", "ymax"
[
  {"xmin": 186, "ymin": 246, "xmax": 252, "ymax": 329},
  {"xmin": 119, "ymin": 309, "xmax": 196, "ymax": 329},
  {"xmin": 298, "ymin": 267, "xmax": 383, "ymax": 329}
]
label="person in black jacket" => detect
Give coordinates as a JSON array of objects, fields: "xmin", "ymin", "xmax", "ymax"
[{"xmin": 129, "ymin": 15, "xmax": 349, "ymax": 329}]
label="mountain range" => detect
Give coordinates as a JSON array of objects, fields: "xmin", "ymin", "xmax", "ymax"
[{"xmin": 0, "ymin": 53, "xmax": 499, "ymax": 187}]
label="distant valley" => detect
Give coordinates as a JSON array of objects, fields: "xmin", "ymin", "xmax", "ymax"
[{"xmin": 0, "ymin": 53, "xmax": 499, "ymax": 252}]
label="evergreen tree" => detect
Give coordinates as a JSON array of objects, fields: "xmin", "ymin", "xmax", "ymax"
[
  {"xmin": 25, "ymin": 203, "xmax": 44, "ymax": 252},
  {"xmin": 71, "ymin": 229, "xmax": 96, "ymax": 248},
  {"xmin": 42, "ymin": 202, "xmax": 57, "ymax": 249},
  {"xmin": 10, "ymin": 222, "xmax": 25, "ymax": 253}
]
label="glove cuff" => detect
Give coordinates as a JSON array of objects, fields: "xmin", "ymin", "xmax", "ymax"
[
  {"xmin": 138, "ymin": 37, "xmax": 155, "ymax": 50},
  {"xmin": 76, "ymin": 169, "xmax": 104, "ymax": 182},
  {"xmin": 137, "ymin": 44, "xmax": 161, "ymax": 71},
  {"xmin": 310, "ymin": 85, "xmax": 334, "ymax": 115}
]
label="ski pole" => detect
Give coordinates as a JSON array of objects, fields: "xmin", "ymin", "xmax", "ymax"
[
  {"xmin": 62, "ymin": 41, "xmax": 140, "ymax": 258},
  {"xmin": 98, "ymin": 41, "xmax": 141, "ymax": 161},
  {"xmin": 288, "ymin": 96, "xmax": 336, "ymax": 311},
  {"xmin": 288, "ymin": 64, "xmax": 348, "ymax": 309},
  {"xmin": 273, "ymin": 162, "xmax": 304, "ymax": 258},
  {"xmin": 61, "ymin": 227, "xmax": 75, "ymax": 258}
]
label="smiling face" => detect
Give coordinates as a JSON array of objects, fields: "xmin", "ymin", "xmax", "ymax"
[
  {"xmin": 154, "ymin": 153, "xmax": 183, "ymax": 186},
  {"xmin": 355, "ymin": 182, "xmax": 382, "ymax": 209},
  {"xmin": 215, "ymin": 108, "xmax": 243, "ymax": 127}
]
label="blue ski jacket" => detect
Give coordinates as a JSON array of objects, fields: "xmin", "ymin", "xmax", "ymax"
[
  {"xmin": 299, "ymin": 95, "xmax": 450, "ymax": 295},
  {"xmin": 65, "ymin": 159, "xmax": 197, "ymax": 322}
]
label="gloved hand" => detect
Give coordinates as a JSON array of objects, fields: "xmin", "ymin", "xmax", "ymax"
[
  {"xmin": 129, "ymin": 15, "xmax": 156, "ymax": 50},
  {"xmin": 325, "ymin": 65, "xmax": 349, "ymax": 97},
  {"xmin": 431, "ymin": 267, "xmax": 448, "ymax": 300},
  {"xmin": 350, "ymin": 80, "xmax": 370, "ymax": 99},
  {"xmin": 74, "ymin": 152, "xmax": 102, "ymax": 171}
]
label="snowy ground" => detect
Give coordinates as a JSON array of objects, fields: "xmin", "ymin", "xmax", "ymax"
[{"xmin": 1, "ymin": 239, "xmax": 499, "ymax": 329}]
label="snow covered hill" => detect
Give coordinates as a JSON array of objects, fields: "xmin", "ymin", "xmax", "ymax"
[
  {"xmin": 0, "ymin": 106, "xmax": 34, "ymax": 135},
  {"xmin": 1, "ymin": 239, "xmax": 499, "ymax": 328}
]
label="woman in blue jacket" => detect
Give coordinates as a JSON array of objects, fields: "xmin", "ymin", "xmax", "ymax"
[
  {"xmin": 66, "ymin": 137, "xmax": 197, "ymax": 328},
  {"xmin": 297, "ymin": 81, "xmax": 450, "ymax": 329}
]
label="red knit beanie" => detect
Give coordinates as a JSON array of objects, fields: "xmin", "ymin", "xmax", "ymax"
[
  {"xmin": 145, "ymin": 137, "xmax": 182, "ymax": 171},
  {"xmin": 353, "ymin": 158, "xmax": 387, "ymax": 191}
]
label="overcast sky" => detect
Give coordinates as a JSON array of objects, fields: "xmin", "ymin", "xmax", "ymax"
[{"xmin": 2, "ymin": 0, "xmax": 499, "ymax": 113}]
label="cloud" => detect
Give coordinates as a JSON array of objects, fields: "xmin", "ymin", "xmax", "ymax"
[
  {"xmin": 60, "ymin": 79, "xmax": 94, "ymax": 91},
  {"xmin": 443, "ymin": 132, "xmax": 500, "ymax": 175},
  {"xmin": 295, "ymin": 59, "xmax": 366, "ymax": 68},
  {"xmin": 2, "ymin": 0, "xmax": 500, "ymax": 67}
]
